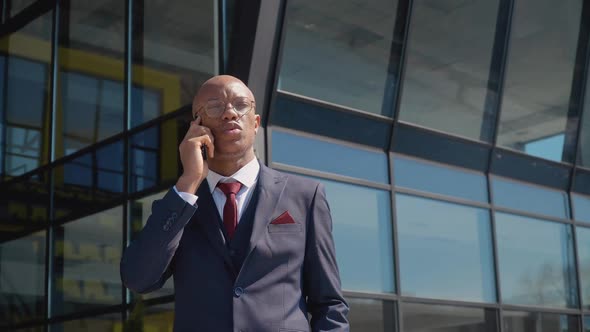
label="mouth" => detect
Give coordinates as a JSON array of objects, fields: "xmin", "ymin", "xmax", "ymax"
[{"xmin": 220, "ymin": 122, "xmax": 242, "ymax": 135}]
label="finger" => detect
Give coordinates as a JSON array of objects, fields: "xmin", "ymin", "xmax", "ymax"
[
  {"xmin": 202, "ymin": 135, "xmax": 215, "ymax": 159},
  {"xmin": 194, "ymin": 115, "xmax": 201, "ymax": 125}
]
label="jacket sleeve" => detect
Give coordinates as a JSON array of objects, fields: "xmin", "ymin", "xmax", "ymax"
[
  {"xmin": 303, "ymin": 183, "xmax": 350, "ymax": 331},
  {"xmin": 120, "ymin": 188, "xmax": 197, "ymax": 293}
]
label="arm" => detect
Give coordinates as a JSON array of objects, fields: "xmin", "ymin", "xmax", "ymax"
[
  {"xmin": 303, "ymin": 183, "xmax": 350, "ymax": 331},
  {"xmin": 120, "ymin": 188, "xmax": 197, "ymax": 293}
]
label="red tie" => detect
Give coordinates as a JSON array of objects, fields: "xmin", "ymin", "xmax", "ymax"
[{"xmin": 216, "ymin": 182, "xmax": 242, "ymax": 240}]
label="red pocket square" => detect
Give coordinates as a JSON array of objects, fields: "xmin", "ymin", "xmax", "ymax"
[{"xmin": 270, "ymin": 211, "xmax": 296, "ymax": 225}]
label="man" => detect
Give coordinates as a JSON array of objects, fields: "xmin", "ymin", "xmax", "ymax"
[{"xmin": 120, "ymin": 75, "xmax": 349, "ymax": 331}]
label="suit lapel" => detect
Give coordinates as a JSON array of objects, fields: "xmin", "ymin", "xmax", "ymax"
[
  {"xmin": 244, "ymin": 164, "xmax": 287, "ymax": 263},
  {"xmin": 194, "ymin": 182, "xmax": 236, "ymax": 276}
]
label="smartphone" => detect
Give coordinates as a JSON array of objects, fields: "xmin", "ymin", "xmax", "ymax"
[{"xmin": 201, "ymin": 146, "xmax": 208, "ymax": 161}]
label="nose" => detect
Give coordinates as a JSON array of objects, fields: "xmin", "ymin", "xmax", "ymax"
[{"xmin": 221, "ymin": 102, "xmax": 239, "ymax": 121}]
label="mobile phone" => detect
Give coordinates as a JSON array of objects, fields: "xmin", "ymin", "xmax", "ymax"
[{"xmin": 201, "ymin": 146, "xmax": 207, "ymax": 161}]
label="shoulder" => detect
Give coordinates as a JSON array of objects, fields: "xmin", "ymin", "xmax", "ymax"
[{"xmin": 260, "ymin": 164, "xmax": 323, "ymax": 195}]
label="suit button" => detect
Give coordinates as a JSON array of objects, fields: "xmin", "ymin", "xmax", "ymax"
[{"xmin": 233, "ymin": 287, "xmax": 244, "ymax": 298}]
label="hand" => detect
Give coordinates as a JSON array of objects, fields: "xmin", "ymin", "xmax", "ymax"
[{"xmin": 176, "ymin": 116, "xmax": 215, "ymax": 193}]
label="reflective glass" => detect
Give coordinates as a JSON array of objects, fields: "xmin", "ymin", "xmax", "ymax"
[
  {"xmin": 396, "ymin": 194, "xmax": 495, "ymax": 302},
  {"xmin": 348, "ymin": 298, "xmax": 395, "ymax": 332},
  {"xmin": 498, "ymin": 0, "xmax": 582, "ymax": 162},
  {"xmin": 272, "ymin": 129, "xmax": 389, "ymax": 183},
  {"xmin": 578, "ymin": 227, "xmax": 590, "ymax": 309},
  {"xmin": 573, "ymin": 194, "xmax": 590, "ymax": 223},
  {"xmin": 0, "ymin": 171, "xmax": 49, "ymax": 239},
  {"xmin": 125, "ymin": 301, "xmax": 175, "ymax": 331},
  {"xmin": 130, "ymin": 116, "xmax": 184, "ymax": 193},
  {"xmin": 129, "ymin": 190, "xmax": 173, "ymax": 299},
  {"xmin": 580, "ymin": 71, "xmax": 590, "ymax": 167},
  {"xmin": 496, "ymin": 213, "xmax": 578, "ymax": 308},
  {"xmin": 398, "ymin": 0, "xmax": 499, "ymax": 141},
  {"xmin": 142, "ymin": 302, "xmax": 174, "ymax": 331},
  {"xmin": 53, "ymin": 141, "xmax": 124, "ymax": 222},
  {"xmin": 492, "ymin": 176, "xmax": 569, "ymax": 219},
  {"xmin": 131, "ymin": 0, "xmax": 216, "ymax": 127},
  {"xmin": 0, "ymin": 12, "xmax": 52, "ymax": 176},
  {"xmin": 7, "ymin": 0, "xmax": 37, "ymax": 17},
  {"xmin": 394, "ymin": 155, "xmax": 488, "ymax": 202},
  {"xmin": 50, "ymin": 312, "xmax": 122, "ymax": 332},
  {"xmin": 0, "ymin": 231, "xmax": 45, "ymax": 327},
  {"xmin": 56, "ymin": 0, "xmax": 125, "ymax": 157},
  {"xmin": 316, "ymin": 177, "xmax": 394, "ymax": 292},
  {"xmin": 52, "ymin": 206, "xmax": 123, "ymax": 315},
  {"xmin": 586, "ymin": 316, "xmax": 590, "ymax": 332},
  {"xmin": 503, "ymin": 311, "xmax": 579, "ymax": 332},
  {"xmin": 278, "ymin": 0, "xmax": 398, "ymax": 115},
  {"xmin": 402, "ymin": 303, "xmax": 497, "ymax": 332}
]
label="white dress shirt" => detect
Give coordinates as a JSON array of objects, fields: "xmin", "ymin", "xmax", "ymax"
[{"xmin": 174, "ymin": 158, "xmax": 260, "ymax": 223}]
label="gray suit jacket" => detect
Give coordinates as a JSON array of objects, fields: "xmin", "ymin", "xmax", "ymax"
[{"xmin": 120, "ymin": 163, "xmax": 349, "ymax": 331}]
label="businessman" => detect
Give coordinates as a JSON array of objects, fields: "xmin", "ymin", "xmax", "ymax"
[{"xmin": 120, "ymin": 75, "xmax": 349, "ymax": 331}]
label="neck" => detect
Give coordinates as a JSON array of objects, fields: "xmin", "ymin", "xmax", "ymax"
[{"xmin": 208, "ymin": 150, "xmax": 256, "ymax": 176}]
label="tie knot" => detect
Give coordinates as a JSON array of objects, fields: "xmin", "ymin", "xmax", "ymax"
[{"xmin": 217, "ymin": 181, "xmax": 242, "ymax": 196}]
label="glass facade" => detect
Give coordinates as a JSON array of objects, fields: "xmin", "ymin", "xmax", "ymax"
[{"xmin": 2, "ymin": 0, "xmax": 590, "ymax": 331}]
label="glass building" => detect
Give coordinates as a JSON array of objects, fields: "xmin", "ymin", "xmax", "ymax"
[{"xmin": 1, "ymin": 0, "xmax": 590, "ymax": 331}]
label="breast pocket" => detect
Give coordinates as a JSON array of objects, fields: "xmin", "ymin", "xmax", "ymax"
[{"xmin": 268, "ymin": 223, "xmax": 302, "ymax": 233}]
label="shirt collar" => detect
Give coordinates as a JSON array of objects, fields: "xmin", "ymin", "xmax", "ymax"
[{"xmin": 206, "ymin": 158, "xmax": 260, "ymax": 194}]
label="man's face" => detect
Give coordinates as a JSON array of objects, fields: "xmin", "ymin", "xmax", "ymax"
[{"xmin": 193, "ymin": 77, "xmax": 260, "ymax": 159}]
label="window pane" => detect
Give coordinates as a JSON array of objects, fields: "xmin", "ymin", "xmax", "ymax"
[
  {"xmin": 130, "ymin": 116, "xmax": 184, "ymax": 193},
  {"xmin": 56, "ymin": 0, "xmax": 125, "ymax": 157},
  {"xmin": 573, "ymin": 193, "xmax": 590, "ymax": 223},
  {"xmin": 0, "ymin": 171, "xmax": 49, "ymax": 238},
  {"xmin": 394, "ymin": 156, "xmax": 488, "ymax": 202},
  {"xmin": 402, "ymin": 303, "xmax": 497, "ymax": 332},
  {"xmin": 52, "ymin": 207, "xmax": 123, "ymax": 315},
  {"xmin": 492, "ymin": 177, "xmax": 569, "ymax": 219},
  {"xmin": 50, "ymin": 312, "xmax": 122, "ymax": 332},
  {"xmin": 0, "ymin": 231, "xmax": 45, "ymax": 327},
  {"xmin": 398, "ymin": 0, "xmax": 499, "ymax": 141},
  {"xmin": 317, "ymin": 177, "xmax": 394, "ymax": 292},
  {"xmin": 496, "ymin": 213, "xmax": 578, "ymax": 308},
  {"xmin": 503, "ymin": 311, "xmax": 579, "ymax": 332},
  {"xmin": 348, "ymin": 298, "xmax": 396, "ymax": 332},
  {"xmin": 585, "ymin": 316, "xmax": 590, "ymax": 332},
  {"xmin": 7, "ymin": 0, "xmax": 37, "ymax": 17},
  {"xmin": 396, "ymin": 194, "xmax": 495, "ymax": 302},
  {"xmin": 578, "ymin": 227, "xmax": 590, "ymax": 310},
  {"xmin": 498, "ymin": 0, "xmax": 582, "ymax": 162},
  {"xmin": 129, "ymin": 191, "xmax": 174, "ymax": 300},
  {"xmin": 53, "ymin": 141, "xmax": 124, "ymax": 222},
  {"xmin": 131, "ymin": 0, "xmax": 216, "ymax": 127},
  {"xmin": 278, "ymin": 0, "xmax": 398, "ymax": 115},
  {"xmin": 1, "ymin": 12, "xmax": 52, "ymax": 176},
  {"xmin": 272, "ymin": 129, "xmax": 389, "ymax": 183}
]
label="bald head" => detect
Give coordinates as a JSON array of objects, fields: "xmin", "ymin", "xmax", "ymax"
[{"xmin": 193, "ymin": 75, "xmax": 255, "ymax": 111}]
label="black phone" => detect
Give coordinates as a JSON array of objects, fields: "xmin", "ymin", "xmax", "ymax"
[{"xmin": 201, "ymin": 146, "xmax": 208, "ymax": 161}]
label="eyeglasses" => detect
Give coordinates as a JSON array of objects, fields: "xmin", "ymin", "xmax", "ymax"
[{"xmin": 194, "ymin": 97, "xmax": 255, "ymax": 119}]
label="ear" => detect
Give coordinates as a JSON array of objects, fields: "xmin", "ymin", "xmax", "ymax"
[{"xmin": 254, "ymin": 114, "xmax": 261, "ymax": 133}]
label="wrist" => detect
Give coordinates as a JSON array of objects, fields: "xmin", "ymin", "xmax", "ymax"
[{"xmin": 176, "ymin": 175, "xmax": 202, "ymax": 194}]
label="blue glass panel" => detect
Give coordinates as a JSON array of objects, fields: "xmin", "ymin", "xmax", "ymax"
[
  {"xmin": 394, "ymin": 156, "xmax": 488, "ymax": 202},
  {"xmin": 573, "ymin": 194, "xmax": 590, "ymax": 223},
  {"xmin": 96, "ymin": 142, "xmax": 124, "ymax": 193},
  {"xmin": 585, "ymin": 316, "xmax": 590, "ymax": 332},
  {"xmin": 272, "ymin": 129, "xmax": 389, "ymax": 183},
  {"xmin": 496, "ymin": 213, "xmax": 578, "ymax": 308},
  {"xmin": 396, "ymin": 194, "xmax": 495, "ymax": 302},
  {"xmin": 403, "ymin": 303, "xmax": 497, "ymax": 332},
  {"xmin": 577, "ymin": 227, "xmax": 590, "ymax": 310},
  {"xmin": 492, "ymin": 177, "xmax": 569, "ymax": 219},
  {"xmin": 504, "ymin": 311, "xmax": 579, "ymax": 332},
  {"xmin": 316, "ymin": 177, "xmax": 394, "ymax": 292}
]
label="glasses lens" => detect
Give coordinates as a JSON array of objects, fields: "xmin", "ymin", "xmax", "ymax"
[
  {"xmin": 233, "ymin": 98, "xmax": 251, "ymax": 113},
  {"xmin": 206, "ymin": 101, "xmax": 224, "ymax": 117}
]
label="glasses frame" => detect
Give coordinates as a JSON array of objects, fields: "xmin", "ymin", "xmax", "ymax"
[{"xmin": 193, "ymin": 98, "xmax": 256, "ymax": 119}]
